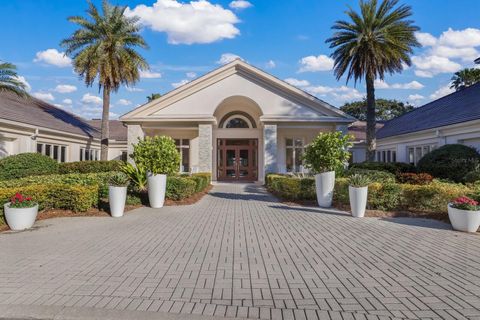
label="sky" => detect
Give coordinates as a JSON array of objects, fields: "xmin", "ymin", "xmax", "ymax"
[{"xmin": 1, "ymin": 0, "xmax": 480, "ymax": 119}]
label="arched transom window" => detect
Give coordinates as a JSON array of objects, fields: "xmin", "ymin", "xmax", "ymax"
[{"xmin": 220, "ymin": 112, "xmax": 256, "ymax": 129}]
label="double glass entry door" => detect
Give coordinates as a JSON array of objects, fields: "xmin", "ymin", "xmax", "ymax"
[{"xmin": 217, "ymin": 139, "xmax": 257, "ymax": 181}]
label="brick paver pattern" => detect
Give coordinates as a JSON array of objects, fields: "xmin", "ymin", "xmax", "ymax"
[{"xmin": 1, "ymin": 183, "xmax": 480, "ymax": 320}]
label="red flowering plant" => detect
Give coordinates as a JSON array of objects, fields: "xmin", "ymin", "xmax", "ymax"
[
  {"xmin": 450, "ymin": 196, "xmax": 480, "ymax": 211},
  {"xmin": 8, "ymin": 193, "xmax": 37, "ymax": 209}
]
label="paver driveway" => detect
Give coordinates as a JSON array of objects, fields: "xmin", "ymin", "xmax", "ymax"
[{"xmin": 1, "ymin": 183, "xmax": 480, "ymax": 320}]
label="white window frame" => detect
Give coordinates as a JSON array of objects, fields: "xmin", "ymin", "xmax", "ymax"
[
  {"xmin": 285, "ymin": 137, "xmax": 305, "ymax": 173},
  {"xmin": 407, "ymin": 144, "xmax": 436, "ymax": 165},
  {"xmin": 376, "ymin": 149, "xmax": 397, "ymax": 163},
  {"xmin": 80, "ymin": 147, "xmax": 100, "ymax": 161},
  {"xmin": 37, "ymin": 142, "xmax": 67, "ymax": 163},
  {"xmin": 175, "ymin": 139, "xmax": 190, "ymax": 173}
]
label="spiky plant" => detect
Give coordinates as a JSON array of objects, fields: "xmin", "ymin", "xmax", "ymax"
[
  {"xmin": 326, "ymin": 0, "xmax": 419, "ymax": 161},
  {"xmin": 0, "ymin": 62, "xmax": 28, "ymax": 97},
  {"xmin": 61, "ymin": 0, "xmax": 149, "ymax": 160}
]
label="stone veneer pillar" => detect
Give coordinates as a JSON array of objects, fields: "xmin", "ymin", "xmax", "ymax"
[
  {"xmin": 198, "ymin": 124, "xmax": 213, "ymax": 173},
  {"xmin": 127, "ymin": 124, "xmax": 144, "ymax": 164},
  {"xmin": 263, "ymin": 124, "xmax": 278, "ymax": 173}
]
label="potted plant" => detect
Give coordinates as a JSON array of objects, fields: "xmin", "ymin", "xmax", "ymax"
[
  {"xmin": 109, "ymin": 172, "xmax": 130, "ymax": 218},
  {"xmin": 348, "ymin": 174, "xmax": 370, "ymax": 217},
  {"xmin": 4, "ymin": 193, "xmax": 38, "ymax": 231},
  {"xmin": 303, "ymin": 131, "xmax": 352, "ymax": 207},
  {"xmin": 131, "ymin": 136, "xmax": 180, "ymax": 208},
  {"xmin": 448, "ymin": 196, "xmax": 480, "ymax": 232}
]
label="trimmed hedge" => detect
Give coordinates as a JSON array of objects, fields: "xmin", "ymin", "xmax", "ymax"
[
  {"xmin": 346, "ymin": 168, "xmax": 396, "ymax": 183},
  {"xmin": 350, "ymin": 162, "xmax": 416, "ymax": 175},
  {"xmin": 266, "ymin": 174, "xmax": 478, "ymax": 214},
  {"xmin": 417, "ymin": 144, "xmax": 480, "ymax": 182},
  {"xmin": 0, "ymin": 153, "xmax": 59, "ymax": 181},
  {"xmin": 59, "ymin": 160, "xmax": 123, "ymax": 174},
  {"xmin": 166, "ymin": 177, "xmax": 197, "ymax": 200},
  {"xmin": 397, "ymin": 173, "xmax": 433, "ymax": 185}
]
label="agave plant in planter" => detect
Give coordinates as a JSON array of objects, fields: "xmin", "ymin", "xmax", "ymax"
[
  {"xmin": 109, "ymin": 172, "xmax": 130, "ymax": 218},
  {"xmin": 303, "ymin": 132, "xmax": 352, "ymax": 207},
  {"xmin": 347, "ymin": 174, "xmax": 370, "ymax": 218},
  {"xmin": 131, "ymin": 136, "xmax": 180, "ymax": 208},
  {"xmin": 4, "ymin": 193, "xmax": 38, "ymax": 230},
  {"xmin": 448, "ymin": 196, "xmax": 480, "ymax": 232}
]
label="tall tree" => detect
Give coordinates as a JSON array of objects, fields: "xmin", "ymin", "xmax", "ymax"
[
  {"xmin": 340, "ymin": 99, "xmax": 414, "ymax": 121},
  {"xmin": 450, "ymin": 68, "xmax": 480, "ymax": 91},
  {"xmin": 326, "ymin": 0, "xmax": 419, "ymax": 161},
  {"xmin": 0, "ymin": 61, "xmax": 28, "ymax": 97},
  {"xmin": 61, "ymin": 0, "xmax": 149, "ymax": 160},
  {"xmin": 147, "ymin": 93, "xmax": 161, "ymax": 102}
]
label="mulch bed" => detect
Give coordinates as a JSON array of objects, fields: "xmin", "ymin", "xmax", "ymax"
[{"xmin": 0, "ymin": 186, "xmax": 212, "ymax": 232}]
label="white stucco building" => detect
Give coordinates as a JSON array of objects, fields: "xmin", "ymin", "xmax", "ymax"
[
  {"xmin": 121, "ymin": 60, "xmax": 355, "ymax": 182},
  {"xmin": 376, "ymin": 82, "xmax": 480, "ymax": 164}
]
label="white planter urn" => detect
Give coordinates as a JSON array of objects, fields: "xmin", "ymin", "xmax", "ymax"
[
  {"xmin": 4, "ymin": 203, "xmax": 38, "ymax": 231},
  {"xmin": 315, "ymin": 171, "xmax": 335, "ymax": 207},
  {"xmin": 147, "ymin": 172, "xmax": 167, "ymax": 208},
  {"xmin": 349, "ymin": 186, "xmax": 368, "ymax": 218},
  {"xmin": 109, "ymin": 186, "xmax": 127, "ymax": 218},
  {"xmin": 447, "ymin": 204, "xmax": 480, "ymax": 233}
]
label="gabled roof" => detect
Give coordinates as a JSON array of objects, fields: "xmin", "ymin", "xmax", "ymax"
[
  {"xmin": 0, "ymin": 92, "xmax": 99, "ymax": 138},
  {"xmin": 348, "ymin": 121, "xmax": 385, "ymax": 142},
  {"xmin": 377, "ymin": 83, "xmax": 480, "ymax": 139},
  {"xmin": 88, "ymin": 120, "xmax": 127, "ymax": 141},
  {"xmin": 121, "ymin": 59, "xmax": 354, "ymax": 121}
]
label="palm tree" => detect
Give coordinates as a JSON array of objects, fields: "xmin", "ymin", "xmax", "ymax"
[
  {"xmin": 147, "ymin": 93, "xmax": 161, "ymax": 102},
  {"xmin": 326, "ymin": 0, "xmax": 419, "ymax": 161},
  {"xmin": 0, "ymin": 61, "xmax": 28, "ymax": 97},
  {"xmin": 450, "ymin": 68, "xmax": 480, "ymax": 91},
  {"xmin": 61, "ymin": 0, "xmax": 149, "ymax": 160}
]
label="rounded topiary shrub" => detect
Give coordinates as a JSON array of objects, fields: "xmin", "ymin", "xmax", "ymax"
[
  {"xmin": 131, "ymin": 136, "xmax": 180, "ymax": 175},
  {"xmin": 303, "ymin": 132, "xmax": 353, "ymax": 173},
  {"xmin": 417, "ymin": 144, "xmax": 480, "ymax": 182},
  {"xmin": 464, "ymin": 170, "xmax": 480, "ymax": 183},
  {"xmin": 0, "ymin": 153, "xmax": 59, "ymax": 181}
]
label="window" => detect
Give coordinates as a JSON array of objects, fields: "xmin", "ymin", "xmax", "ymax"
[
  {"xmin": 286, "ymin": 138, "xmax": 305, "ymax": 173},
  {"xmin": 376, "ymin": 149, "xmax": 397, "ymax": 163},
  {"xmin": 175, "ymin": 139, "xmax": 190, "ymax": 172},
  {"xmin": 121, "ymin": 151, "xmax": 128, "ymax": 162},
  {"xmin": 225, "ymin": 118, "xmax": 249, "ymax": 128},
  {"xmin": 36, "ymin": 143, "xmax": 67, "ymax": 162},
  {"xmin": 407, "ymin": 144, "xmax": 436, "ymax": 165},
  {"xmin": 80, "ymin": 148, "xmax": 99, "ymax": 161}
]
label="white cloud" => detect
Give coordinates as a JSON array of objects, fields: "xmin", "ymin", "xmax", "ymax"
[
  {"xmin": 412, "ymin": 55, "xmax": 461, "ymax": 78},
  {"xmin": 126, "ymin": 87, "xmax": 144, "ymax": 92},
  {"xmin": 298, "ymin": 54, "xmax": 334, "ymax": 72},
  {"xmin": 374, "ymin": 79, "xmax": 424, "ymax": 90},
  {"xmin": 217, "ymin": 53, "xmax": 242, "ymax": 64},
  {"xmin": 429, "ymin": 84, "xmax": 454, "ymax": 100},
  {"xmin": 32, "ymin": 92, "xmax": 55, "ymax": 102},
  {"xmin": 15, "ymin": 76, "xmax": 31, "ymax": 92},
  {"xmin": 265, "ymin": 60, "xmax": 276, "ymax": 69},
  {"xmin": 54, "ymin": 84, "xmax": 77, "ymax": 93},
  {"xmin": 408, "ymin": 94, "xmax": 425, "ymax": 102},
  {"xmin": 306, "ymin": 85, "xmax": 364, "ymax": 103},
  {"xmin": 229, "ymin": 0, "xmax": 252, "ymax": 9},
  {"xmin": 172, "ymin": 79, "xmax": 190, "ymax": 88},
  {"xmin": 62, "ymin": 98, "xmax": 73, "ymax": 105},
  {"xmin": 415, "ymin": 32, "xmax": 437, "ymax": 47},
  {"xmin": 117, "ymin": 99, "xmax": 132, "ymax": 106},
  {"xmin": 34, "ymin": 49, "xmax": 71, "ymax": 67},
  {"xmin": 140, "ymin": 70, "xmax": 162, "ymax": 79},
  {"xmin": 81, "ymin": 93, "xmax": 102, "ymax": 106},
  {"xmin": 431, "ymin": 46, "xmax": 479, "ymax": 62},
  {"xmin": 186, "ymin": 72, "xmax": 197, "ymax": 78},
  {"xmin": 438, "ymin": 28, "xmax": 480, "ymax": 48},
  {"xmin": 284, "ymin": 78, "xmax": 310, "ymax": 87},
  {"xmin": 125, "ymin": 0, "xmax": 240, "ymax": 45}
]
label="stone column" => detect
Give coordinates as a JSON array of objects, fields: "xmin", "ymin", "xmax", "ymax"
[
  {"xmin": 127, "ymin": 124, "xmax": 144, "ymax": 163},
  {"xmin": 264, "ymin": 124, "xmax": 278, "ymax": 173},
  {"xmin": 198, "ymin": 124, "xmax": 213, "ymax": 173}
]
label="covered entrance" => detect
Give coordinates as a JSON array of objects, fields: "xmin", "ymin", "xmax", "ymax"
[{"xmin": 217, "ymin": 139, "xmax": 258, "ymax": 181}]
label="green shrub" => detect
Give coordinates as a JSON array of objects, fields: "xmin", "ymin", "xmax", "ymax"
[
  {"xmin": 121, "ymin": 162, "xmax": 147, "ymax": 192},
  {"xmin": 397, "ymin": 172, "xmax": 433, "ymax": 185},
  {"xmin": 417, "ymin": 144, "xmax": 480, "ymax": 182},
  {"xmin": 0, "ymin": 183, "xmax": 99, "ymax": 215},
  {"xmin": 348, "ymin": 174, "xmax": 370, "ymax": 187},
  {"xmin": 346, "ymin": 168, "xmax": 396, "ymax": 183},
  {"xmin": 59, "ymin": 160, "xmax": 122, "ymax": 174},
  {"xmin": 368, "ymin": 182, "xmax": 403, "ymax": 211},
  {"xmin": 131, "ymin": 136, "xmax": 180, "ymax": 175},
  {"xmin": 190, "ymin": 173, "xmax": 211, "ymax": 193},
  {"xmin": 350, "ymin": 162, "xmax": 416, "ymax": 175},
  {"xmin": 0, "ymin": 153, "xmax": 59, "ymax": 180},
  {"xmin": 303, "ymin": 132, "xmax": 353, "ymax": 173},
  {"xmin": 464, "ymin": 170, "xmax": 480, "ymax": 183},
  {"xmin": 166, "ymin": 176, "xmax": 196, "ymax": 200},
  {"xmin": 266, "ymin": 175, "xmax": 316, "ymax": 200}
]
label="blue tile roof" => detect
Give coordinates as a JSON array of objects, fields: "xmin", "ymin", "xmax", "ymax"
[{"xmin": 377, "ymin": 82, "xmax": 480, "ymax": 139}]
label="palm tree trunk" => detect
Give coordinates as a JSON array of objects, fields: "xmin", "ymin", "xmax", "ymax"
[
  {"xmin": 365, "ymin": 74, "xmax": 376, "ymax": 162},
  {"xmin": 100, "ymin": 87, "xmax": 110, "ymax": 161}
]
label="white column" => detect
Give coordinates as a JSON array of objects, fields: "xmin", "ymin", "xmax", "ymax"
[
  {"xmin": 198, "ymin": 124, "xmax": 213, "ymax": 173},
  {"xmin": 264, "ymin": 124, "xmax": 277, "ymax": 173},
  {"xmin": 127, "ymin": 124, "xmax": 144, "ymax": 163}
]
